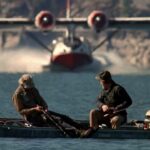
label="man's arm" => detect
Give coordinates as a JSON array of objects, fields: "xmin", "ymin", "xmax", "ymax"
[
  {"xmin": 12, "ymin": 93, "xmax": 38, "ymax": 115},
  {"xmin": 34, "ymin": 88, "xmax": 48, "ymax": 110},
  {"xmin": 115, "ymin": 86, "xmax": 132, "ymax": 110}
]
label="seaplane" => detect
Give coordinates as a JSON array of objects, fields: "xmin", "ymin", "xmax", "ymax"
[{"xmin": 0, "ymin": 0, "xmax": 150, "ymax": 70}]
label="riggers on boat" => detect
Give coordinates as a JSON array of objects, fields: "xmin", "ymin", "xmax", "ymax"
[{"xmin": 0, "ymin": 118, "xmax": 150, "ymax": 139}]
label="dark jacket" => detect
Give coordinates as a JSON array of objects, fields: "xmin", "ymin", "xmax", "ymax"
[
  {"xmin": 12, "ymin": 85, "xmax": 48, "ymax": 120},
  {"xmin": 97, "ymin": 81, "xmax": 132, "ymax": 116}
]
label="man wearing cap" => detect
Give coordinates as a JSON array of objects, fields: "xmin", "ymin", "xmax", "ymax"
[
  {"xmin": 81, "ymin": 70, "xmax": 132, "ymax": 137},
  {"xmin": 12, "ymin": 74, "xmax": 82, "ymax": 129}
]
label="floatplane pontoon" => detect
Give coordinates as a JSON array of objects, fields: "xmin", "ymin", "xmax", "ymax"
[{"xmin": 0, "ymin": 118, "xmax": 150, "ymax": 139}]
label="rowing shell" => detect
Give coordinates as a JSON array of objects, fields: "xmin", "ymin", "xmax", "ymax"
[{"xmin": 0, "ymin": 118, "xmax": 150, "ymax": 139}]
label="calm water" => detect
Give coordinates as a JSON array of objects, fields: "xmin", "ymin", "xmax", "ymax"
[{"xmin": 0, "ymin": 71, "xmax": 150, "ymax": 150}]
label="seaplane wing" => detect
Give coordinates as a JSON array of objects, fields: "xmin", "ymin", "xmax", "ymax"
[
  {"xmin": 0, "ymin": 18, "xmax": 34, "ymax": 31},
  {"xmin": 0, "ymin": 10, "xmax": 150, "ymax": 32},
  {"xmin": 108, "ymin": 17, "xmax": 150, "ymax": 30}
]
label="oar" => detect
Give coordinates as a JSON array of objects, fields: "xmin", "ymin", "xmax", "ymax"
[{"xmin": 42, "ymin": 110, "xmax": 71, "ymax": 137}]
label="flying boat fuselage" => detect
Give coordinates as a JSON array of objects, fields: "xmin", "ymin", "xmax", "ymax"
[{"xmin": 51, "ymin": 37, "xmax": 93, "ymax": 70}]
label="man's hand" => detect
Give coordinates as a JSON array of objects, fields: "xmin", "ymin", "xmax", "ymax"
[
  {"xmin": 34, "ymin": 105, "xmax": 43, "ymax": 112},
  {"xmin": 102, "ymin": 105, "xmax": 116, "ymax": 114},
  {"xmin": 101, "ymin": 105, "xmax": 109, "ymax": 112}
]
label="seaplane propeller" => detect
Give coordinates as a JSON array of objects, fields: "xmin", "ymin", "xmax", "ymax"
[
  {"xmin": 35, "ymin": 11, "xmax": 55, "ymax": 30},
  {"xmin": 87, "ymin": 10, "xmax": 108, "ymax": 33}
]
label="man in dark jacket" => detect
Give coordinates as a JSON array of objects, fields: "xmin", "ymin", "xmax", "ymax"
[
  {"xmin": 12, "ymin": 74, "xmax": 81, "ymax": 129},
  {"xmin": 81, "ymin": 70, "xmax": 132, "ymax": 137}
]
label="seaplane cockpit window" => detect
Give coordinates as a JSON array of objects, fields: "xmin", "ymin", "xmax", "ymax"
[{"xmin": 64, "ymin": 37, "xmax": 82, "ymax": 49}]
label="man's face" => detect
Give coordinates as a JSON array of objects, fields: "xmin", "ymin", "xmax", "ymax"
[
  {"xmin": 22, "ymin": 79, "xmax": 34, "ymax": 90},
  {"xmin": 23, "ymin": 86, "xmax": 33, "ymax": 92},
  {"xmin": 22, "ymin": 81, "xmax": 33, "ymax": 91},
  {"xmin": 99, "ymin": 80, "xmax": 110, "ymax": 90}
]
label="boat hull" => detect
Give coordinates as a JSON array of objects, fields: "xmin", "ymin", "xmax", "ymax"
[
  {"xmin": 0, "ymin": 118, "xmax": 150, "ymax": 139},
  {"xmin": 0, "ymin": 126, "xmax": 64, "ymax": 138},
  {"xmin": 51, "ymin": 53, "xmax": 92, "ymax": 70},
  {"xmin": 93, "ymin": 128, "xmax": 150, "ymax": 139},
  {"xmin": 1, "ymin": 125, "xmax": 150, "ymax": 139}
]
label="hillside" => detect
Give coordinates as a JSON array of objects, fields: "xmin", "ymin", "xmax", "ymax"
[{"xmin": 0, "ymin": 0, "xmax": 150, "ymax": 68}]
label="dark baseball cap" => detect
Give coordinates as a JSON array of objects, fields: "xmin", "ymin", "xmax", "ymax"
[{"xmin": 95, "ymin": 70, "xmax": 112, "ymax": 82}]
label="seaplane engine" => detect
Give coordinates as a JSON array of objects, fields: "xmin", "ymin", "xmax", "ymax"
[
  {"xmin": 88, "ymin": 10, "xmax": 108, "ymax": 33},
  {"xmin": 35, "ymin": 11, "xmax": 55, "ymax": 30}
]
